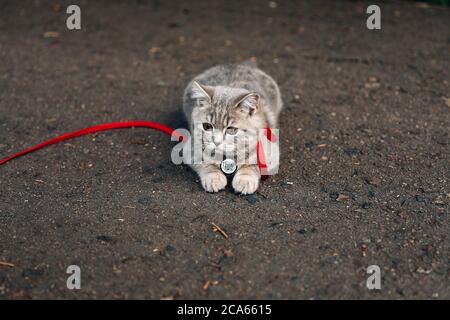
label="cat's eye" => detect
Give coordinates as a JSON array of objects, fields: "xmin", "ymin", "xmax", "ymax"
[
  {"xmin": 202, "ymin": 123, "xmax": 213, "ymax": 131},
  {"xmin": 226, "ymin": 127, "xmax": 238, "ymax": 135}
]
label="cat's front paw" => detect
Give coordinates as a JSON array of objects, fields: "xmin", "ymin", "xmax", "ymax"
[
  {"xmin": 232, "ymin": 171, "xmax": 260, "ymax": 195},
  {"xmin": 200, "ymin": 171, "xmax": 227, "ymax": 193}
]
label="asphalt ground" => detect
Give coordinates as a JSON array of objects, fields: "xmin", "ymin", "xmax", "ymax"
[{"xmin": 0, "ymin": 0, "xmax": 449, "ymax": 299}]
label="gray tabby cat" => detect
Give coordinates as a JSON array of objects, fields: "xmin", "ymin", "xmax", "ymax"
[{"xmin": 183, "ymin": 62, "xmax": 282, "ymax": 194}]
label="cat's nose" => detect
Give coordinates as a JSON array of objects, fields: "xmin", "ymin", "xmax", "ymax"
[
  {"xmin": 213, "ymin": 138, "xmax": 222, "ymax": 146},
  {"xmin": 213, "ymin": 134, "xmax": 223, "ymax": 146}
]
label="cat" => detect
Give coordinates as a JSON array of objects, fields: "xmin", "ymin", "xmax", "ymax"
[{"xmin": 183, "ymin": 62, "xmax": 282, "ymax": 194}]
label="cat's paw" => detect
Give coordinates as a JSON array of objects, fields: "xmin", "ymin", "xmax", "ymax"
[
  {"xmin": 232, "ymin": 172, "xmax": 260, "ymax": 195},
  {"xmin": 200, "ymin": 171, "xmax": 227, "ymax": 193}
]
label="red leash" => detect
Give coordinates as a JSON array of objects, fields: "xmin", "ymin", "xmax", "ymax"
[
  {"xmin": 0, "ymin": 121, "xmax": 182, "ymax": 166},
  {"xmin": 0, "ymin": 121, "xmax": 272, "ymax": 176}
]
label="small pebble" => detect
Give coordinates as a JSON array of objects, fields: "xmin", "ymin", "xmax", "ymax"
[
  {"xmin": 43, "ymin": 31, "xmax": 59, "ymax": 38},
  {"xmin": 365, "ymin": 176, "xmax": 381, "ymax": 186},
  {"xmin": 336, "ymin": 194, "xmax": 350, "ymax": 202},
  {"xmin": 149, "ymin": 47, "xmax": 161, "ymax": 54},
  {"xmin": 165, "ymin": 245, "xmax": 176, "ymax": 252},
  {"xmin": 244, "ymin": 194, "xmax": 259, "ymax": 204},
  {"xmin": 96, "ymin": 235, "xmax": 113, "ymax": 242}
]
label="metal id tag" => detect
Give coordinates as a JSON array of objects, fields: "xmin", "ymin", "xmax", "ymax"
[{"xmin": 220, "ymin": 158, "xmax": 237, "ymax": 175}]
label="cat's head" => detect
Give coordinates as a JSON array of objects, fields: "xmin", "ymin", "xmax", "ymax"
[{"xmin": 189, "ymin": 81, "xmax": 265, "ymax": 161}]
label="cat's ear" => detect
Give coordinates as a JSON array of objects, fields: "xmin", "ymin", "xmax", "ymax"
[
  {"xmin": 191, "ymin": 81, "xmax": 214, "ymax": 102},
  {"xmin": 236, "ymin": 92, "xmax": 260, "ymax": 116}
]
